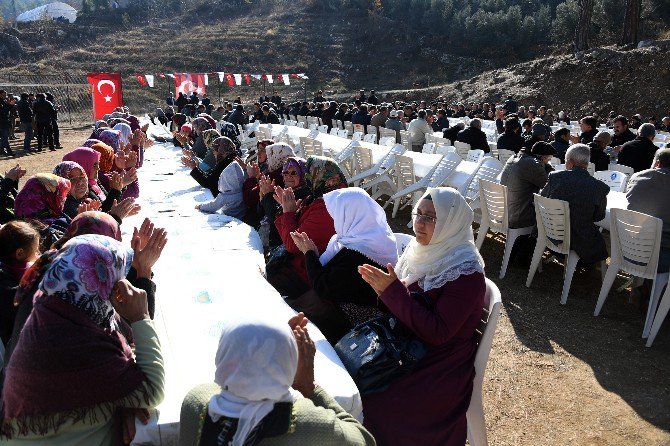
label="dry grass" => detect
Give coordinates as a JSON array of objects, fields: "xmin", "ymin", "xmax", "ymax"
[{"xmin": 2, "ymin": 128, "xmax": 670, "ymax": 445}]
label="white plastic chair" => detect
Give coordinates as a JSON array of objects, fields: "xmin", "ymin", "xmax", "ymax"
[
  {"xmin": 476, "ymin": 180, "xmax": 534, "ymax": 279},
  {"xmin": 317, "ymin": 125, "xmax": 328, "ymax": 134},
  {"xmin": 526, "ymin": 194, "xmax": 602, "ymax": 305},
  {"xmin": 399, "ymin": 130, "xmax": 412, "ymax": 152},
  {"xmin": 367, "ymin": 125, "xmax": 379, "ymax": 138},
  {"xmin": 454, "ymin": 141, "xmax": 471, "ymax": 159},
  {"xmin": 353, "ymin": 124, "xmax": 365, "ymax": 135},
  {"xmin": 497, "ymin": 149, "xmax": 515, "ymax": 165},
  {"xmin": 587, "ymin": 162, "xmax": 596, "ymax": 176},
  {"xmin": 384, "ymin": 155, "xmax": 417, "ymax": 217},
  {"xmin": 593, "ymin": 209, "xmax": 668, "ymax": 339},
  {"xmin": 329, "ymin": 127, "xmax": 339, "ymax": 136},
  {"xmin": 379, "ymin": 136, "xmax": 396, "ymax": 147},
  {"xmin": 465, "ymin": 158, "xmax": 504, "ymax": 203},
  {"xmin": 337, "ymin": 129, "xmax": 349, "ymax": 139},
  {"xmin": 335, "ymin": 141, "xmax": 359, "ymax": 179},
  {"xmin": 379, "ymin": 127, "xmax": 396, "ymax": 140},
  {"xmin": 351, "ymin": 145, "xmax": 406, "ymax": 191},
  {"xmin": 467, "ymin": 149, "xmax": 485, "ymax": 163},
  {"xmin": 299, "ymin": 136, "xmax": 315, "ymax": 158},
  {"xmin": 550, "ymin": 156, "xmax": 561, "ymax": 166},
  {"xmin": 647, "ymin": 281, "xmax": 670, "ymax": 347},
  {"xmin": 350, "ymin": 146, "xmax": 374, "ymax": 184},
  {"xmin": 363, "ymin": 133, "xmax": 377, "ymax": 144},
  {"xmin": 352, "ymin": 131, "xmax": 364, "ymax": 142},
  {"xmin": 422, "ymin": 143, "xmax": 436, "ymax": 154},
  {"xmin": 593, "ymin": 170, "xmax": 628, "ymax": 192},
  {"xmin": 436, "ymin": 145, "xmax": 456, "ymax": 156},
  {"xmin": 466, "ymin": 278, "xmax": 502, "ymax": 446},
  {"xmin": 610, "ymin": 164, "xmax": 635, "ymax": 176},
  {"xmin": 344, "ymin": 121, "xmax": 354, "ymax": 137},
  {"xmin": 394, "ymin": 232, "xmax": 413, "ymax": 256}
]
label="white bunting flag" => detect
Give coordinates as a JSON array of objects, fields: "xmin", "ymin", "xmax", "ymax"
[
  {"xmin": 266, "ymin": 74, "xmax": 273, "ymax": 84},
  {"xmin": 203, "ymin": 74, "xmax": 209, "ymax": 86},
  {"xmin": 281, "ymin": 74, "xmax": 290, "ymax": 86},
  {"xmin": 233, "ymin": 74, "xmax": 242, "ymax": 86},
  {"xmin": 217, "ymin": 72, "xmax": 225, "ymax": 82},
  {"xmin": 251, "ymin": 74, "xmax": 262, "ymax": 80},
  {"xmin": 144, "ymin": 74, "xmax": 154, "ymax": 88},
  {"xmin": 166, "ymin": 73, "xmax": 175, "ymax": 79}
]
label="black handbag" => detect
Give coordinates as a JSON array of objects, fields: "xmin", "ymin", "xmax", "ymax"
[
  {"xmin": 265, "ymin": 244, "xmax": 293, "ymax": 275},
  {"xmin": 334, "ymin": 313, "xmax": 428, "ymax": 395}
]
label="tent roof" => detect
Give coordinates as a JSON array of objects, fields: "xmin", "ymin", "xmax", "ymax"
[{"xmin": 16, "ymin": 2, "xmax": 78, "ymax": 23}]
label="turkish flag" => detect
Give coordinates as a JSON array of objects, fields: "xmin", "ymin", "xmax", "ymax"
[
  {"xmin": 135, "ymin": 74, "xmax": 148, "ymax": 86},
  {"xmin": 174, "ymin": 73, "xmax": 207, "ymax": 96},
  {"xmin": 87, "ymin": 72, "xmax": 123, "ymax": 120},
  {"xmin": 225, "ymin": 73, "xmax": 235, "ymax": 87},
  {"xmin": 243, "ymin": 74, "xmax": 251, "ymax": 85}
]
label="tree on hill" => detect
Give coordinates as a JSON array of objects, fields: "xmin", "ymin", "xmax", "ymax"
[
  {"xmin": 620, "ymin": 0, "xmax": 642, "ymax": 46},
  {"xmin": 574, "ymin": 0, "xmax": 594, "ymax": 51}
]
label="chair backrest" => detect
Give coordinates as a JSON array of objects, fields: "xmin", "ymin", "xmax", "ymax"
[
  {"xmin": 296, "ymin": 121, "xmax": 306, "ymax": 129},
  {"xmin": 587, "ymin": 162, "xmax": 595, "ymax": 176},
  {"xmin": 433, "ymin": 136, "xmax": 450, "ymax": 147},
  {"xmin": 329, "ymin": 127, "xmax": 339, "ymax": 136},
  {"xmin": 554, "ymin": 164, "xmax": 566, "ymax": 171},
  {"xmin": 344, "ymin": 121, "xmax": 354, "ymax": 135},
  {"xmin": 479, "ymin": 180, "xmax": 509, "ymax": 235},
  {"xmin": 300, "ymin": 136, "xmax": 315, "ymax": 158},
  {"xmin": 497, "ymin": 149, "xmax": 515, "ymax": 165},
  {"xmin": 337, "ymin": 129, "xmax": 349, "ymax": 139},
  {"xmin": 352, "ymin": 131, "xmax": 364, "ymax": 142},
  {"xmin": 533, "ymin": 194, "xmax": 571, "ymax": 255},
  {"xmin": 467, "ymin": 149, "xmax": 485, "ymax": 163},
  {"xmin": 394, "ymin": 155, "xmax": 416, "ymax": 192},
  {"xmin": 353, "ymin": 124, "xmax": 365, "ymax": 134},
  {"xmin": 379, "ymin": 127, "xmax": 396, "ymax": 139},
  {"xmin": 297, "ymin": 116, "xmax": 307, "ymax": 125},
  {"xmin": 610, "ymin": 163, "xmax": 635, "ymax": 176},
  {"xmin": 422, "ymin": 143, "xmax": 436, "ymax": 154},
  {"xmin": 367, "ymin": 125, "xmax": 379, "ymax": 137},
  {"xmin": 399, "ymin": 130, "xmax": 412, "ymax": 152},
  {"xmin": 363, "ymin": 133, "xmax": 377, "ymax": 144},
  {"xmin": 312, "ymin": 139, "xmax": 324, "ymax": 157},
  {"xmin": 379, "ymin": 144, "xmax": 407, "ymax": 171},
  {"xmin": 467, "ymin": 278, "xmax": 503, "ymax": 446},
  {"xmin": 436, "ymin": 145, "xmax": 456, "ymax": 156},
  {"xmin": 318, "ymin": 125, "xmax": 329, "ymax": 134},
  {"xmin": 308, "ymin": 123, "xmax": 318, "ymax": 131},
  {"xmin": 428, "ymin": 152, "xmax": 462, "ymax": 187},
  {"xmin": 394, "ymin": 232, "xmax": 414, "ymax": 256},
  {"xmin": 609, "ymin": 208, "xmax": 663, "ymax": 279},
  {"xmin": 307, "ymin": 116, "xmax": 319, "ymax": 126},
  {"xmin": 593, "ymin": 170, "xmax": 628, "ymax": 192},
  {"xmin": 466, "ymin": 158, "xmax": 504, "ymax": 200},
  {"xmin": 336, "ymin": 141, "xmax": 359, "ymax": 179},
  {"xmin": 454, "ymin": 141, "xmax": 471, "ymax": 159},
  {"xmin": 353, "ymin": 146, "xmax": 374, "ymax": 175},
  {"xmin": 488, "ymin": 142, "xmax": 498, "ymax": 158},
  {"xmin": 425, "ymin": 134, "xmax": 436, "ymax": 145}
]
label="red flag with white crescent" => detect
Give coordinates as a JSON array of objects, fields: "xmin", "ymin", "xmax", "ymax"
[
  {"xmin": 243, "ymin": 74, "xmax": 251, "ymax": 85},
  {"xmin": 225, "ymin": 73, "xmax": 235, "ymax": 87},
  {"xmin": 87, "ymin": 72, "xmax": 123, "ymax": 120},
  {"xmin": 135, "ymin": 74, "xmax": 148, "ymax": 86}
]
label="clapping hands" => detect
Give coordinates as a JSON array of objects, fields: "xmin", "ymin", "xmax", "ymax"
[
  {"xmin": 131, "ymin": 218, "xmax": 168, "ymax": 279},
  {"xmin": 274, "ymin": 186, "xmax": 301, "ymax": 213}
]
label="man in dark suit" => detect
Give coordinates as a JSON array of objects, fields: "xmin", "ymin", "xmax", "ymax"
[
  {"xmin": 540, "ymin": 144, "xmax": 610, "ymax": 264},
  {"xmin": 456, "ymin": 118, "xmax": 490, "ymax": 152},
  {"xmin": 617, "ymin": 123, "xmax": 659, "ymax": 173}
]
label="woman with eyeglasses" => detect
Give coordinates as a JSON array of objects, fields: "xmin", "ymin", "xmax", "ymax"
[{"xmin": 358, "ymin": 187, "xmax": 486, "ymax": 446}]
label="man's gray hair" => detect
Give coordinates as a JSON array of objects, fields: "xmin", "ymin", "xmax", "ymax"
[
  {"xmin": 470, "ymin": 118, "xmax": 482, "ymax": 128},
  {"xmin": 565, "ymin": 144, "xmax": 591, "ymax": 167},
  {"xmin": 639, "ymin": 123, "xmax": 656, "ymax": 139},
  {"xmin": 654, "ymin": 148, "xmax": 670, "ymax": 168}
]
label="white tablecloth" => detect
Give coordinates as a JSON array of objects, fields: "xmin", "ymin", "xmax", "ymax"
[
  {"xmin": 129, "ymin": 142, "xmax": 362, "ymax": 445},
  {"xmin": 444, "ymin": 160, "xmax": 479, "ymax": 192},
  {"xmin": 596, "ymin": 191, "xmax": 629, "ymax": 231},
  {"xmin": 402, "ymin": 151, "xmax": 444, "ymax": 178}
]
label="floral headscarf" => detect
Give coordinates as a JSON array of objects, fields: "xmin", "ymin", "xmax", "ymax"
[
  {"xmin": 91, "ymin": 142, "xmax": 115, "ymax": 172},
  {"xmin": 220, "ymin": 122, "xmax": 241, "ymax": 151},
  {"xmin": 266, "ymin": 143, "xmax": 295, "ymax": 172},
  {"xmin": 40, "ymin": 234, "xmax": 133, "ymax": 330},
  {"xmin": 113, "ymin": 123, "xmax": 133, "ymax": 146},
  {"xmin": 198, "ymin": 113, "xmax": 217, "ymax": 129},
  {"xmin": 98, "ymin": 129, "xmax": 121, "ymax": 153},
  {"xmin": 305, "ymin": 156, "xmax": 347, "ymax": 199},
  {"xmin": 213, "ymin": 136, "xmax": 238, "ymax": 159},
  {"xmin": 53, "ymin": 211, "xmax": 121, "ymax": 250},
  {"xmin": 63, "ymin": 147, "xmax": 101, "ymax": 190},
  {"xmin": 82, "ymin": 139, "xmax": 102, "ymax": 148},
  {"xmin": 53, "ymin": 161, "xmax": 86, "ymax": 181},
  {"xmin": 203, "ymin": 129, "xmax": 221, "ymax": 149},
  {"xmin": 14, "ymin": 174, "xmax": 71, "ymax": 223}
]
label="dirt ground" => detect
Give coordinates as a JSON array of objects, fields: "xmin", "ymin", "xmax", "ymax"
[{"xmin": 1, "ymin": 127, "xmax": 669, "ymax": 446}]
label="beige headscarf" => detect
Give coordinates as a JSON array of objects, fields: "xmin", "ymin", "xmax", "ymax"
[{"xmin": 396, "ymin": 187, "xmax": 484, "ymax": 290}]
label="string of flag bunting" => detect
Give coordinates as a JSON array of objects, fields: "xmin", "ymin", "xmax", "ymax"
[{"xmin": 133, "ymin": 72, "xmax": 309, "ymax": 94}]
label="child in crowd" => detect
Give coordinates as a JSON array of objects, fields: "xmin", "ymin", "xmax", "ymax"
[{"xmin": 0, "ymin": 221, "xmax": 41, "ymax": 345}]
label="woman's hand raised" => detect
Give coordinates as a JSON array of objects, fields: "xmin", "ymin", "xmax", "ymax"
[
  {"xmin": 273, "ymin": 186, "xmax": 301, "ymax": 213},
  {"xmin": 358, "ymin": 263, "xmax": 398, "ymax": 296},
  {"xmin": 290, "ymin": 231, "xmax": 318, "ymax": 255}
]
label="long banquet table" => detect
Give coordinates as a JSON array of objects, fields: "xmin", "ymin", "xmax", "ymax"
[
  {"xmin": 596, "ymin": 191, "xmax": 629, "ymax": 231},
  {"xmin": 127, "ymin": 141, "xmax": 362, "ymax": 445}
]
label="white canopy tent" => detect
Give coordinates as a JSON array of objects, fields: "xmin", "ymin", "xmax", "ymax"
[{"xmin": 16, "ymin": 2, "xmax": 78, "ymax": 23}]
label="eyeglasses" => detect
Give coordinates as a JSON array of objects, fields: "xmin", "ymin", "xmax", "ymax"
[
  {"xmin": 283, "ymin": 170, "xmax": 300, "ymax": 177},
  {"xmin": 412, "ymin": 212, "xmax": 437, "ymax": 224}
]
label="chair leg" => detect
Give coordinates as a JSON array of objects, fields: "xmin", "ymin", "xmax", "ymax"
[
  {"xmin": 391, "ymin": 198, "xmax": 402, "ymax": 218},
  {"xmin": 600, "ymin": 261, "xmax": 607, "ymax": 282},
  {"xmin": 643, "ymin": 274, "xmax": 669, "ymax": 338},
  {"xmin": 594, "ymin": 264, "xmax": 619, "ymax": 316},
  {"xmin": 499, "ymin": 230, "xmax": 519, "ymax": 280},
  {"xmin": 525, "ymin": 242, "xmax": 545, "ymax": 288},
  {"xmin": 561, "ymin": 251, "xmax": 580, "ymax": 305},
  {"xmin": 646, "ymin": 282, "xmax": 670, "ymax": 347},
  {"xmin": 475, "ymin": 222, "xmax": 489, "ymax": 250}
]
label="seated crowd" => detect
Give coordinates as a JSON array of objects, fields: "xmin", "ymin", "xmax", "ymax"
[{"xmin": 0, "ymin": 89, "xmax": 669, "ymax": 446}]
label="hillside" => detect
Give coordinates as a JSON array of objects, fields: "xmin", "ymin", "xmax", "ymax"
[{"xmin": 0, "ymin": 1, "xmax": 668, "ymax": 122}]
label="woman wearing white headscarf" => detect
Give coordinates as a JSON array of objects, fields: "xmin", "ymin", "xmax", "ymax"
[
  {"xmin": 113, "ymin": 123, "xmax": 133, "ymax": 149},
  {"xmin": 290, "ymin": 187, "xmax": 397, "ymax": 343},
  {"xmin": 196, "ymin": 160, "xmax": 246, "ymax": 219},
  {"xmin": 178, "ymin": 315, "xmax": 375, "ymax": 446},
  {"xmin": 358, "ymin": 187, "xmax": 486, "ymax": 446}
]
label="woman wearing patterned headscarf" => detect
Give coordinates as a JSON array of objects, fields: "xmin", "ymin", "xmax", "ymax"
[
  {"xmin": 185, "ymin": 136, "xmax": 238, "ymax": 197},
  {"xmin": 219, "ymin": 122, "xmax": 242, "ymax": 154},
  {"xmin": 2, "ymin": 234, "xmax": 165, "ymax": 445},
  {"xmin": 268, "ymin": 156, "xmax": 346, "ymax": 298},
  {"xmin": 14, "ymin": 173, "xmax": 71, "ymax": 225},
  {"xmin": 113, "ymin": 122, "xmax": 133, "ymax": 149},
  {"xmin": 242, "ymin": 143, "xmax": 293, "ymax": 228},
  {"xmin": 186, "ymin": 117, "xmax": 212, "ymax": 159},
  {"xmin": 197, "ymin": 128, "xmax": 221, "ymax": 171}
]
